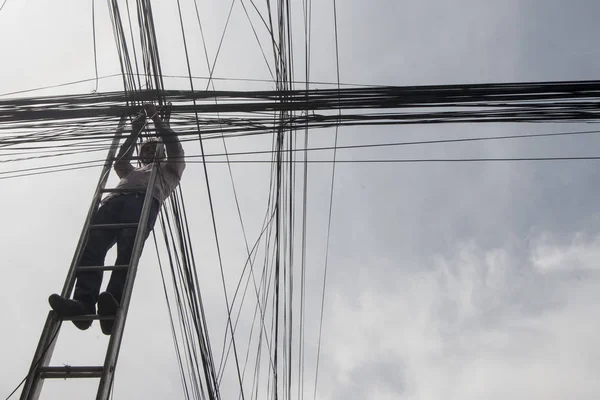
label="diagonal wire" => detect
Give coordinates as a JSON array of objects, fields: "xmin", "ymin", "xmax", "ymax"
[
  {"xmin": 174, "ymin": 0, "xmax": 245, "ymax": 398},
  {"xmin": 314, "ymin": 1, "xmax": 341, "ymax": 397}
]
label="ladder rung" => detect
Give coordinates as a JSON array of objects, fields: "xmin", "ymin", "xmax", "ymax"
[
  {"xmin": 99, "ymin": 188, "xmax": 146, "ymax": 194},
  {"xmin": 90, "ymin": 223, "xmax": 138, "ymax": 229},
  {"xmin": 62, "ymin": 314, "xmax": 115, "ymax": 322},
  {"xmin": 38, "ymin": 366, "xmax": 104, "ymax": 379},
  {"xmin": 77, "ymin": 265, "xmax": 129, "ymax": 272}
]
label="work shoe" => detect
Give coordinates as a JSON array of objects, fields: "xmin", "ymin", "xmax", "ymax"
[
  {"xmin": 98, "ymin": 292, "xmax": 119, "ymax": 336},
  {"xmin": 48, "ymin": 294, "xmax": 96, "ymax": 330}
]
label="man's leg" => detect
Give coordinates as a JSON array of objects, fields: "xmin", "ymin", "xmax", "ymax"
[
  {"xmin": 50, "ymin": 199, "xmax": 121, "ymax": 330},
  {"xmin": 97, "ymin": 226, "xmax": 137, "ymax": 336},
  {"xmin": 99, "ymin": 195, "xmax": 159, "ymax": 334}
]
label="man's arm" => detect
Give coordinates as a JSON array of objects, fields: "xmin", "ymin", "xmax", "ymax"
[
  {"xmin": 114, "ymin": 114, "xmax": 145, "ymax": 179},
  {"xmin": 146, "ymin": 105, "xmax": 186, "ymax": 178}
]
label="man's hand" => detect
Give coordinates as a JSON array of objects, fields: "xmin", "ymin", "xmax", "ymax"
[
  {"xmin": 132, "ymin": 112, "xmax": 146, "ymax": 133},
  {"xmin": 142, "ymin": 104, "xmax": 159, "ymax": 120},
  {"xmin": 142, "ymin": 103, "xmax": 170, "ymax": 138}
]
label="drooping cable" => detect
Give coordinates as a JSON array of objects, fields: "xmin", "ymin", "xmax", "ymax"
[{"xmin": 173, "ymin": 0, "xmax": 245, "ymax": 398}]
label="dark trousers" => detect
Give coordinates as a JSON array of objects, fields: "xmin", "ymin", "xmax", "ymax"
[{"xmin": 74, "ymin": 194, "xmax": 160, "ymax": 306}]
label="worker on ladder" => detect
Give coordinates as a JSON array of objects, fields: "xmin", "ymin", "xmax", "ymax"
[{"xmin": 49, "ymin": 104, "xmax": 186, "ymax": 335}]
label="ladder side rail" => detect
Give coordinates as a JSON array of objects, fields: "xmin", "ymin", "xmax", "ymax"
[
  {"xmin": 20, "ymin": 114, "xmax": 128, "ymax": 400},
  {"xmin": 96, "ymin": 161, "xmax": 161, "ymax": 400},
  {"xmin": 18, "ymin": 313, "xmax": 59, "ymax": 400},
  {"xmin": 61, "ymin": 114, "xmax": 129, "ymax": 297}
]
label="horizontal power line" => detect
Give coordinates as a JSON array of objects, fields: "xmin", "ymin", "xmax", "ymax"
[
  {"xmin": 3, "ymin": 80, "xmax": 600, "ymax": 127},
  {"xmin": 0, "ymin": 73, "xmax": 379, "ymax": 99},
  {"xmin": 3, "ymin": 127, "xmax": 600, "ymax": 165},
  {"xmin": 2, "ymin": 156, "xmax": 599, "ymax": 181}
]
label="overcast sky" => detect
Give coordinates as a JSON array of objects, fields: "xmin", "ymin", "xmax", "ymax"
[{"xmin": 2, "ymin": 1, "xmax": 600, "ymax": 399}]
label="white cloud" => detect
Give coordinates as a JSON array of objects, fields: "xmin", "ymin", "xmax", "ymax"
[
  {"xmin": 531, "ymin": 233, "xmax": 600, "ymax": 273},
  {"xmin": 316, "ymin": 234, "xmax": 600, "ymax": 400}
]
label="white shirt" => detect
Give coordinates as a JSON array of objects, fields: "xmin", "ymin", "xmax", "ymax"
[{"xmin": 107, "ymin": 122, "xmax": 185, "ymax": 203}]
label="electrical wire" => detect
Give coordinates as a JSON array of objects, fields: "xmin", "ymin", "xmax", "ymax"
[
  {"xmin": 3, "ymin": 325, "xmax": 60, "ymax": 400},
  {"xmin": 0, "ymin": 0, "xmax": 9, "ymax": 14},
  {"xmin": 314, "ymin": 3, "xmax": 340, "ymax": 396},
  {"xmin": 92, "ymin": 0, "xmax": 99, "ymax": 93},
  {"xmin": 7, "ymin": 4, "xmax": 600, "ymax": 400}
]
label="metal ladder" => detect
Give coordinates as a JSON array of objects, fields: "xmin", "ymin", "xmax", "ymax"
[{"xmin": 20, "ymin": 115, "xmax": 160, "ymax": 400}]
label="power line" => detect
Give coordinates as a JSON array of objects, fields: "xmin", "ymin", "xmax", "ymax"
[
  {"xmin": 3, "ymin": 127, "xmax": 600, "ymax": 175},
  {"xmin": 0, "ymin": 0, "xmax": 9, "ymax": 14},
  {"xmin": 174, "ymin": 0, "xmax": 242, "ymax": 397},
  {"xmin": 314, "ymin": 1, "xmax": 340, "ymax": 396},
  {"xmin": 3, "ymin": 327, "xmax": 60, "ymax": 400}
]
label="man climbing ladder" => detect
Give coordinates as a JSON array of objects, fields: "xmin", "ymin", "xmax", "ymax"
[{"xmin": 49, "ymin": 104, "xmax": 186, "ymax": 335}]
